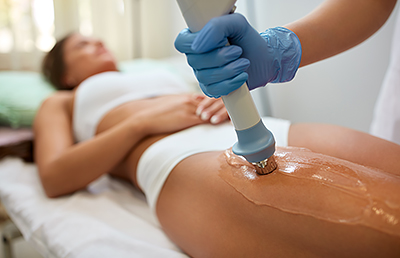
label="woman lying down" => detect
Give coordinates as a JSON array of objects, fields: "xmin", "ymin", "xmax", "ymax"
[{"xmin": 36, "ymin": 33, "xmax": 400, "ymax": 257}]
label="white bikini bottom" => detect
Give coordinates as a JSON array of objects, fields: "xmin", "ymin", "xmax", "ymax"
[{"xmin": 137, "ymin": 117, "xmax": 291, "ymax": 213}]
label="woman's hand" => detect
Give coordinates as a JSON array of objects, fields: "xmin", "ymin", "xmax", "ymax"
[
  {"xmin": 133, "ymin": 94, "xmax": 229, "ymax": 136},
  {"xmin": 193, "ymin": 94, "xmax": 229, "ymax": 125},
  {"xmin": 133, "ymin": 94, "xmax": 204, "ymax": 135}
]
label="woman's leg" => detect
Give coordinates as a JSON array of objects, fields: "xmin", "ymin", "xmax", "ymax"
[
  {"xmin": 288, "ymin": 123, "xmax": 400, "ymax": 176},
  {"xmin": 156, "ymin": 150, "xmax": 400, "ymax": 258}
]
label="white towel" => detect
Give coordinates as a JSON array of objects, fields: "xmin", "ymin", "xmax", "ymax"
[{"xmin": 0, "ymin": 158, "xmax": 187, "ymax": 258}]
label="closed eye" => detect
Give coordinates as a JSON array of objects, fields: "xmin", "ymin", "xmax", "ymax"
[{"xmin": 74, "ymin": 40, "xmax": 89, "ymax": 49}]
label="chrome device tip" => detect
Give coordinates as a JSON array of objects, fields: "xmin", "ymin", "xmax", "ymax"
[{"xmin": 253, "ymin": 155, "xmax": 277, "ymax": 175}]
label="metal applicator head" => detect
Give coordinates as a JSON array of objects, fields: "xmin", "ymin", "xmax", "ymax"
[
  {"xmin": 232, "ymin": 118, "xmax": 277, "ymax": 175},
  {"xmin": 254, "ymin": 156, "xmax": 277, "ymax": 175}
]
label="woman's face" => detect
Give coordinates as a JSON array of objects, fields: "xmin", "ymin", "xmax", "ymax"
[{"xmin": 62, "ymin": 33, "xmax": 118, "ymax": 88}]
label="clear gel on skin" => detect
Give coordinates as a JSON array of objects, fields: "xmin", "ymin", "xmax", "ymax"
[{"xmin": 218, "ymin": 147, "xmax": 400, "ymax": 237}]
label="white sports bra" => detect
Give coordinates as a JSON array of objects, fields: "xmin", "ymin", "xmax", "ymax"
[{"xmin": 73, "ymin": 70, "xmax": 189, "ymax": 142}]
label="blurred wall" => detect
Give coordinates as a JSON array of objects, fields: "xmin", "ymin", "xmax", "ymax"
[
  {"xmin": 53, "ymin": 0, "xmax": 136, "ymax": 61},
  {"xmin": 140, "ymin": 0, "xmax": 186, "ymax": 58},
  {"xmin": 235, "ymin": 0, "xmax": 399, "ymax": 133},
  {"xmin": 53, "ymin": 0, "xmax": 187, "ymax": 60}
]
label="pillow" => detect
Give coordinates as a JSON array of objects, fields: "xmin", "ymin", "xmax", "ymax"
[{"xmin": 0, "ymin": 71, "xmax": 55, "ymax": 128}]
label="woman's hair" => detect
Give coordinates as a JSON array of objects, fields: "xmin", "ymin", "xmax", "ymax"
[{"xmin": 41, "ymin": 33, "xmax": 74, "ymax": 90}]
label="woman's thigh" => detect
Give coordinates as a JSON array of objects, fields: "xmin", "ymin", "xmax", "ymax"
[
  {"xmin": 288, "ymin": 123, "xmax": 400, "ymax": 175},
  {"xmin": 156, "ymin": 151, "xmax": 400, "ymax": 258}
]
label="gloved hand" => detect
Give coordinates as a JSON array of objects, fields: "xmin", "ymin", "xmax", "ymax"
[{"xmin": 175, "ymin": 13, "xmax": 302, "ymax": 98}]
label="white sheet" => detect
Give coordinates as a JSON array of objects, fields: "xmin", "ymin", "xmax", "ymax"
[{"xmin": 0, "ymin": 157, "xmax": 188, "ymax": 258}]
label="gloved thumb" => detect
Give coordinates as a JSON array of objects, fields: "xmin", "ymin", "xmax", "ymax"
[
  {"xmin": 175, "ymin": 28, "xmax": 199, "ymax": 54},
  {"xmin": 192, "ymin": 13, "xmax": 250, "ymax": 53}
]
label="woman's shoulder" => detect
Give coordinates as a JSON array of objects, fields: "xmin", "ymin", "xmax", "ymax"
[
  {"xmin": 37, "ymin": 91, "xmax": 74, "ymax": 120},
  {"xmin": 42, "ymin": 91, "xmax": 73, "ymax": 107},
  {"xmin": 33, "ymin": 91, "xmax": 74, "ymax": 131}
]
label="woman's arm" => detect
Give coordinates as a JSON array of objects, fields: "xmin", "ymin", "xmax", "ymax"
[
  {"xmin": 34, "ymin": 93, "xmax": 223, "ymax": 198},
  {"xmin": 34, "ymin": 92, "xmax": 149, "ymax": 198},
  {"xmin": 286, "ymin": 0, "xmax": 397, "ymax": 67}
]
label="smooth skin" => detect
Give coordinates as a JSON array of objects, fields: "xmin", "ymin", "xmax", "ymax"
[
  {"xmin": 286, "ymin": 0, "xmax": 398, "ymax": 67},
  {"xmin": 34, "ymin": 34, "xmax": 400, "ymax": 257},
  {"xmin": 157, "ymin": 150, "xmax": 400, "ymax": 258}
]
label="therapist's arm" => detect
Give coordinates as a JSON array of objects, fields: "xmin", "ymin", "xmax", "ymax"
[{"xmin": 286, "ymin": 0, "xmax": 397, "ymax": 67}]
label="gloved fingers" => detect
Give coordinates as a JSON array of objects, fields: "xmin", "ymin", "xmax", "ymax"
[
  {"xmin": 200, "ymin": 72, "xmax": 248, "ymax": 98},
  {"xmin": 195, "ymin": 58, "xmax": 250, "ymax": 86},
  {"xmin": 174, "ymin": 28, "xmax": 198, "ymax": 54},
  {"xmin": 192, "ymin": 13, "xmax": 250, "ymax": 53},
  {"xmin": 186, "ymin": 45, "xmax": 243, "ymax": 70}
]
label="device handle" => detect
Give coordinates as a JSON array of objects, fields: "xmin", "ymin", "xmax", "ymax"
[
  {"xmin": 221, "ymin": 83, "xmax": 260, "ymax": 130},
  {"xmin": 176, "ymin": 0, "xmax": 261, "ymax": 130}
]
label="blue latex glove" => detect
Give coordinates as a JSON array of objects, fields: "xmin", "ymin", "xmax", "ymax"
[{"xmin": 175, "ymin": 13, "xmax": 302, "ymax": 98}]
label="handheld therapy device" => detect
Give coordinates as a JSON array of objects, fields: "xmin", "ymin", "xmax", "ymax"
[{"xmin": 176, "ymin": 0, "xmax": 277, "ymax": 174}]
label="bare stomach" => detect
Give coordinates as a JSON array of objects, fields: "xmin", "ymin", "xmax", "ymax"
[{"xmin": 95, "ymin": 98, "xmax": 171, "ymax": 188}]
